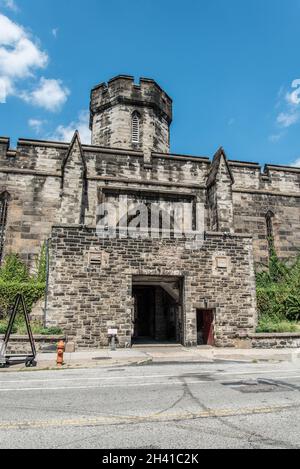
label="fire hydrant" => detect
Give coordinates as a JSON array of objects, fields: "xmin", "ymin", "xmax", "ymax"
[{"xmin": 57, "ymin": 340, "xmax": 65, "ymax": 368}]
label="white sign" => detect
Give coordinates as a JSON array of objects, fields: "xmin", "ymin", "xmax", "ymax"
[{"xmin": 108, "ymin": 329, "xmax": 118, "ymax": 335}]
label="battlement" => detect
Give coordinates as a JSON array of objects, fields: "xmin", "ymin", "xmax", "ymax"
[
  {"xmin": 0, "ymin": 137, "xmax": 9, "ymax": 158},
  {"xmin": 90, "ymin": 75, "xmax": 173, "ymax": 127}
]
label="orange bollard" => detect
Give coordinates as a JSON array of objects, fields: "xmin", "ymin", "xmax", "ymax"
[{"xmin": 57, "ymin": 340, "xmax": 65, "ymax": 368}]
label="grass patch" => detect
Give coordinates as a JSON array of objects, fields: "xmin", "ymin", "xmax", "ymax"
[
  {"xmin": 0, "ymin": 319, "xmax": 63, "ymax": 336},
  {"xmin": 256, "ymin": 317, "xmax": 299, "ymax": 333}
]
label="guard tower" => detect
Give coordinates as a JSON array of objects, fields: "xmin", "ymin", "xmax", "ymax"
[{"xmin": 89, "ymin": 75, "xmax": 173, "ymax": 156}]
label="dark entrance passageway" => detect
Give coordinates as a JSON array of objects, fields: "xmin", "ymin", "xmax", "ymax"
[{"xmin": 132, "ymin": 276, "xmax": 183, "ymax": 344}]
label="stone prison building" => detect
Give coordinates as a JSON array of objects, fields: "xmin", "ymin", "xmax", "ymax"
[{"xmin": 0, "ymin": 75, "xmax": 300, "ymax": 349}]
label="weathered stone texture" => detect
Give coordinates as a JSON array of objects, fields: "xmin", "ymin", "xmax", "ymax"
[
  {"xmin": 1, "ymin": 75, "xmax": 300, "ymax": 349},
  {"xmin": 90, "ymin": 76, "xmax": 172, "ymax": 155},
  {"xmin": 1, "ymin": 137, "xmax": 300, "ymax": 270},
  {"xmin": 2, "ymin": 77, "xmax": 299, "ymax": 270},
  {"xmin": 250, "ymin": 333, "xmax": 300, "ymax": 349},
  {"xmin": 46, "ymin": 227, "xmax": 257, "ymax": 349},
  {"xmin": 0, "ymin": 335, "xmax": 65, "ymax": 354}
]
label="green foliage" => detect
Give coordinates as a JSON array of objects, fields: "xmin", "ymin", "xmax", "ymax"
[
  {"xmin": 0, "ymin": 281, "xmax": 46, "ymax": 318},
  {"xmin": 0, "ymin": 247, "xmax": 61, "ymax": 336},
  {"xmin": 40, "ymin": 327, "xmax": 63, "ymax": 336},
  {"xmin": 36, "ymin": 242, "xmax": 48, "ymax": 284},
  {"xmin": 0, "ymin": 253, "xmax": 30, "ymax": 283},
  {"xmin": 256, "ymin": 317, "xmax": 298, "ymax": 333},
  {"xmin": 0, "ymin": 321, "xmax": 17, "ymax": 334},
  {"xmin": 0, "ymin": 319, "xmax": 62, "ymax": 336},
  {"xmin": 256, "ymin": 251, "xmax": 300, "ymax": 332},
  {"xmin": 0, "ymin": 249, "xmax": 47, "ymax": 320}
]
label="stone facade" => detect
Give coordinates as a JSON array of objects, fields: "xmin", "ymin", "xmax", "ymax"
[
  {"xmin": 250, "ymin": 333, "xmax": 300, "ymax": 349},
  {"xmin": 0, "ymin": 335, "xmax": 65, "ymax": 354},
  {"xmin": 47, "ymin": 227, "xmax": 256, "ymax": 348},
  {"xmin": 1, "ymin": 75, "xmax": 300, "ymax": 348},
  {"xmin": 90, "ymin": 76, "xmax": 172, "ymax": 158}
]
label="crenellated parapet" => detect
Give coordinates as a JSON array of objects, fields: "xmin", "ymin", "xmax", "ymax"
[
  {"xmin": 90, "ymin": 75, "xmax": 172, "ymax": 124},
  {"xmin": 0, "ymin": 137, "xmax": 10, "ymax": 159},
  {"xmin": 90, "ymin": 75, "xmax": 172, "ymax": 155},
  {"xmin": 0, "ymin": 127, "xmax": 299, "ymax": 268}
]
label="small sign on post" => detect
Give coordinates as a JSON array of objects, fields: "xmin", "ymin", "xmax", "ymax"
[{"xmin": 107, "ymin": 329, "xmax": 118, "ymax": 352}]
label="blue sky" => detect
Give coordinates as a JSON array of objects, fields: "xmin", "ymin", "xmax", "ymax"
[{"xmin": 0, "ymin": 0, "xmax": 300, "ymax": 166}]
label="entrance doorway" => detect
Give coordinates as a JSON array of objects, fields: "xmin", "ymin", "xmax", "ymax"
[
  {"xmin": 197, "ymin": 309, "xmax": 215, "ymax": 346},
  {"xmin": 132, "ymin": 276, "xmax": 182, "ymax": 344}
]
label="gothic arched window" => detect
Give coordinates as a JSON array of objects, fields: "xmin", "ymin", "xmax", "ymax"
[
  {"xmin": 132, "ymin": 112, "xmax": 140, "ymax": 144},
  {"xmin": 265, "ymin": 210, "xmax": 275, "ymax": 255},
  {"xmin": 0, "ymin": 191, "xmax": 9, "ymax": 263}
]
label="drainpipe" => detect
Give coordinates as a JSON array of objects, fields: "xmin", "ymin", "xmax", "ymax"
[{"xmin": 43, "ymin": 238, "xmax": 51, "ymax": 327}]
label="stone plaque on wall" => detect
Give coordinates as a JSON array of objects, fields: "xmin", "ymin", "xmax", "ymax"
[{"xmin": 87, "ymin": 249, "xmax": 110, "ymax": 268}]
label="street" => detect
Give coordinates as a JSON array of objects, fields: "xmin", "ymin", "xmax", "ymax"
[{"xmin": 0, "ymin": 360, "xmax": 300, "ymax": 449}]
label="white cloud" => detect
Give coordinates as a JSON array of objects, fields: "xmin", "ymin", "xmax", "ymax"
[
  {"xmin": 0, "ymin": 76, "xmax": 13, "ymax": 102},
  {"xmin": 0, "ymin": 14, "xmax": 69, "ymax": 110},
  {"xmin": 277, "ymin": 111, "xmax": 299, "ymax": 128},
  {"xmin": 50, "ymin": 110, "xmax": 91, "ymax": 144},
  {"xmin": 51, "ymin": 28, "xmax": 58, "ymax": 38},
  {"xmin": 274, "ymin": 79, "xmax": 300, "ymax": 131},
  {"xmin": 1, "ymin": 0, "xmax": 19, "ymax": 12},
  {"xmin": 286, "ymin": 79, "xmax": 300, "ymax": 106},
  {"xmin": 21, "ymin": 77, "xmax": 70, "ymax": 112},
  {"xmin": 28, "ymin": 118, "xmax": 46, "ymax": 134},
  {"xmin": 269, "ymin": 133, "xmax": 284, "ymax": 143},
  {"xmin": 0, "ymin": 14, "xmax": 48, "ymax": 103},
  {"xmin": 291, "ymin": 158, "xmax": 300, "ymax": 167}
]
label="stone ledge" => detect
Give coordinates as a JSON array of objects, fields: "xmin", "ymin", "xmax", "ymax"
[
  {"xmin": 250, "ymin": 333, "xmax": 300, "ymax": 338},
  {"xmin": 249, "ymin": 332, "xmax": 300, "ymax": 349},
  {"xmin": 205, "ymin": 231, "xmax": 253, "ymax": 239},
  {"xmin": 233, "ymin": 188, "xmax": 300, "ymax": 198},
  {"xmin": 0, "ymin": 335, "xmax": 65, "ymax": 353},
  {"xmin": 0, "ymin": 335, "xmax": 65, "ymax": 341}
]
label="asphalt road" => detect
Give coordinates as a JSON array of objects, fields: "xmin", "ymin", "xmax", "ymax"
[{"xmin": 0, "ymin": 360, "xmax": 300, "ymax": 449}]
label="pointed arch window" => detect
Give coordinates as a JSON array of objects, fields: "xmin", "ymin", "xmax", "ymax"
[
  {"xmin": 0, "ymin": 191, "xmax": 9, "ymax": 264},
  {"xmin": 132, "ymin": 112, "xmax": 140, "ymax": 144}
]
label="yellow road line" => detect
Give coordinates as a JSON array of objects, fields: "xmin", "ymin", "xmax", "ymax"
[{"xmin": 0, "ymin": 404, "xmax": 297, "ymax": 431}]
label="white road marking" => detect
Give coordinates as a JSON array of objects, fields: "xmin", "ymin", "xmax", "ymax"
[
  {"xmin": 0, "ymin": 368, "xmax": 298, "ymax": 385},
  {"xmin": 0, "ymin": 374, "xmax": 300, "ymax": 393}
]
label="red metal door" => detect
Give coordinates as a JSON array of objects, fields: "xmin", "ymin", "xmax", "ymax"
[{"xmin": 203, "ymin": 310, "xmax": 215, "ymax": 346}]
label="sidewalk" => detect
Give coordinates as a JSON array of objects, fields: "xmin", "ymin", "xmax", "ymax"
[{"xmin": 1, "ymin": 345, "xmax": 300, "ymax": 372}]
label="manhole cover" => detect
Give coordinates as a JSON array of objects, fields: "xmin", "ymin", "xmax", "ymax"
[
  {"xmin": 107, "ymin": 369, "xmax": 126, "ymax": 372},
  {"xmin": 92, "ymin": 357, "xmax": 112, "ymax": 361},
  {"xmin": 181, "ymin": 373, "xmax": 215, "ymax": 382},
  {"xmin": 222, "ymin": 379, "xmax": 292, "ymax": 394}
]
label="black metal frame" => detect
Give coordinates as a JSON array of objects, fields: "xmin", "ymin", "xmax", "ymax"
[
  {"xmin": 0, "ymin": 294, "xmax": 37, "ymax": 368},
  {"xmin": 0, "ymin": 191, "xmax": 9, "ymax": 264}
]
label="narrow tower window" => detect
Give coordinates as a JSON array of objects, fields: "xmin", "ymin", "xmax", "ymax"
[
  {"xmin": 0, "ymin": 191, "xmax": 9, "ymax": 264},
  {"xmin": 265, "ymin": 210, "xmax": 275, "ymax": 255},
  {"xmin": 132, "ymin": 112, "xmax": 140, "ymax": 144}
]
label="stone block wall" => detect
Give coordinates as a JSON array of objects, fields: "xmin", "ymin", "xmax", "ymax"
[
  {"xmin": 250, "ymin": 333, "xmax": 300, "ymax": 349},
  {"xmin": 0, "ymin": 335, "xmax": 65, "ymax": 354},
  {"xmin": 0, "ymin": 133, "xmax": 299, "ymax": 271},
  {"xmin": 46, "ymin": 226, "xmax": 257, "ymax": 349},
  {"xmin": 231, "ymin": 162, "xmax": 300, "ymax": 264},
  {"xmin": 90, "ymin": 76, "xmax": 172, "ymax": 155},
  {"xmin": 233, "ymin": 192, "xmax": 300, "ymax": 265}
]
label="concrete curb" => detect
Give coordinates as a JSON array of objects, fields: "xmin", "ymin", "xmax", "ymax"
[
  {"xmin": 1, "ymin": 347, "xmax": 299, "ymax": 372},
  {"xmin": 0, "ymin": 357, "xmax": 154, "ymax": 373}
]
